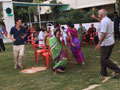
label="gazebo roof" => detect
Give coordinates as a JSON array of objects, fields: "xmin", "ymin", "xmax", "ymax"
[{"xmin": 13, "ymin": 1, "xmax": 69, "ymax": 7}]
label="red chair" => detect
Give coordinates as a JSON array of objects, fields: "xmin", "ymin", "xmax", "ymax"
[
  {"xmin": 42, "ymin": 46, "xmax": 53, "ymax": 69},
  {"xmin": 42, "ymin": 47, "xmax": 71, "ymax": 69},
  {"xmin": 62, "ymin": 39, "xmax": 65, "ymax": 46},
  {"xmin": 31, "ymin": 40, "xmax": 47, "ymax": 64},
  {"xmin": 64, "ymin": 49, "xmax": 71, "ymax": 69},
  {"xmin": 82, "ymin": 33, "xmax": 88, "ymax": 47},
  {"xmin": 90, "ymin": 33, "xmax": 96, "ymax": 47},
  {"xmin": 94, "ymin": 32, "xmax": 98, "ymax": 36},
  {"xmin": 28, "ymin": 34, "xmax": 34, "ymax": 47},
  {"xmin": 66, "ymin": 37, "xmax": 69, "ymax": 46}
]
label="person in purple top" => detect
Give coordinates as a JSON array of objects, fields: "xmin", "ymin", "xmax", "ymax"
[{"xmin": 67, "ymin": 22, "xmax": 85, "ymax": 66}]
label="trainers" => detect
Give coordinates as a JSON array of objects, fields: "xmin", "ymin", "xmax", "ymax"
[
  {"xmin": 99, "ymin": 73, "xmax": 108, "ymax": 77},
  {"xmin": 112, "ymin": 72, "xmax": 120, "ymax": 78}
]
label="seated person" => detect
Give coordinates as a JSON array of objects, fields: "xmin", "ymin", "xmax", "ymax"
[
  {"xmin": 78, "ymin": 23, "xmax": 86, "ymax": 44},
  {"xmin": 45, "ymin": 27, "xmax": 52, "ymax": 46},
  {"xmin": 34, "ymin": 28, "xmax": 41, "ymax": 44},
  {"xmin": 60, "ymin": 26, "xmax": 68, "ymax": 45},
  {"xmin": 86, "ymin": 24, "xmax": 96, "ymax": 43}
]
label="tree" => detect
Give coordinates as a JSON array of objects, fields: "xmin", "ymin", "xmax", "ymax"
[
  {"xmin": 50, "ymin": 0, "xmax": 62, "ymax": 20},
  {"xmin": 13, "ymin": 0, "xmax": 33, "ymax": 2},
  {"xmin": 13, "ymin": 0, "xmax": 43, "ymax": 22},
  {"xmin": 0, "ymin": 12, "xmax": 2, "ymax": 19},
  {"xmin": 14, "ymin": 7, "xmax": 29, "ymax": 22},
  {"xmin": 29, "ymin": 0, "xmax": 42, "ymax": 15},
  {"xmin": 116, "ymin": 0, "xmax": 120, "ymax": 15},
  {"xmin": 0, "ymin": 4, "xmax": 3, "ymax": 19}
]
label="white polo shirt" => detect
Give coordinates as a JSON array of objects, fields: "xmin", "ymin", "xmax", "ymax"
[{"xmin": 98, "ymin": 16, "xmax": 115, "ymax": 46}]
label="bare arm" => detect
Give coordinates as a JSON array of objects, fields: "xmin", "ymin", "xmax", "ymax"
[
  {"xmin": 56, "ymin": 31, "xmax": 61, "ymax": 43},
  {"xmin": 91, "ymin": 14, "xmax": 101, "ymax": 22},
  {"xmin": 68, "ymin": 32, "xmax": 76, "ymax": 47},
  {"xmin": 95, "ymin": 32, "xmax": 106, "ymax": 50},
  {"xmin": 56, "ymin": 31, "xmax": 60, "ymax": 39},
  {"xmin": 9, "ymin": 34, "xmax": 16, "ymax": 42},
  {"xmin": 21, "ymin": 33, "xmax": 27, "ymax": 39}
]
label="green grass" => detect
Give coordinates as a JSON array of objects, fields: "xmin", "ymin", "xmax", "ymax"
[{"xmin": 0, "ymin": 41, "xmax": 120, "ymax": 90}]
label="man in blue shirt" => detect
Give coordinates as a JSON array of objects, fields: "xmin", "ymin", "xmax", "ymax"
[
  {"xmin": 0, "ymin": 23, "xmax": 5, "ymax": 52},
  {"xmin": 9, "ymin": 19, "xmax": 27, "ymax": 69}
]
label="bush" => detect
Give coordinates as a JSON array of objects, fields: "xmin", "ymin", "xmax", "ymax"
[
  {"xmin": 0, "ymin": 12, "xmax": 3, "ymax": 19},
  {"xmin": 54, "ymin": 9, "xmax": 99, "ymax": 24},
  {"xmin": 108, "ymin": 12, "xmax": 114, "ymax": 21}
]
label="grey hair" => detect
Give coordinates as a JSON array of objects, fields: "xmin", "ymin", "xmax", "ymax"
[{"xmin": 99, "ymin": 9, "xmax": 107, "ymax": 16}]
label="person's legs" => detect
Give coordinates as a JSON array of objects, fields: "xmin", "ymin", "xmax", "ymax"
[
  {"xmin": 13, "ymin": 45, "xmax": 19, "ymax": 69},
  {"xmin": 0, "ymin": 39, "xmax": 5, "ymax": 51},
  {"xmin": 0, "ymin": 39, "xmax": 2, "ymax": 52},
  {"xmin": 100, "ymin": 45, "xmax": 120, "ymax": 76},
  {"xmin": 100, "ymin": 45, "xmax": 111, "ymax": 76},
  {"xmin": 94, "ymin": 36, "xmax": 99, "ymax": 45},
  {"xmin": 105, "ymin": 45, "xmax": 120, "ymax": 73},
  {"xmin": 63, "ymin": 36, "xmax": 67, "ymax": 45},
  {"xmin": 116, "ymin": 27, "xmax": 120, "ymax": 39},
  {"xmin": 114, "ymin": 27, "xmax": 118, "ymax": 39},
  {"xmin": 86, "ymin": 34, "xmax": 90, "ymax": 43},
  {"xmin": 18, "ymin": 45, "xmax": 25, "ymax": 68}
]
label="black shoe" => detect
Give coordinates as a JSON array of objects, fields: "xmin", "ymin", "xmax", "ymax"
[
  {"xmin": 99, "ymin": 73, "xmax": 108, "ymax": 77},
  {"xmin": 112, "ymin": 72, "xmax": 120, "ymax": 78}
]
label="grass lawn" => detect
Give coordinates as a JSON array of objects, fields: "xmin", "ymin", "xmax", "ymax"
[{"xmin": 0, "ymin": 40, "xmax": 120, "ymax": 90}]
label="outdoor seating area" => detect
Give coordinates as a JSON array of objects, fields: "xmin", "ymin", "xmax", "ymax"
[
  {"xmin": 0, "ymin": 40, "xmax": 120, "ymax": 90},
  {"xmin": 0, "ymin": 0, "xmax": 120, "ymax": 90}
]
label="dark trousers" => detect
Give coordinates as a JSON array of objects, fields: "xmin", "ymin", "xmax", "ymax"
[
  {"xmin": 94, "ymin": 36, "xmax": 99, "ymax": 45},
  {"xmin": 86, "ymin": 34, "xmax": 90, "ymax": 42},
  {"xmin": 0, "ymin": 39, "xmax": 5, "ymax": 52},
  {"xmin": 114, "ymin": 26, "xmax": 120, "ymax": 39},
  {"xmin": 100, "ymin": 44, "xmax": 120, "ymax": 76}
]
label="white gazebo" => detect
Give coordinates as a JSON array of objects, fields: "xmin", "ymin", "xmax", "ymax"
[{"xmin": 0, "ymin": 0, "xmax": 69, "ymax": 43}]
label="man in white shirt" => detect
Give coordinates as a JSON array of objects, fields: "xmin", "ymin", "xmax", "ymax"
[{"xmin": 92, "ymin": 9, "xmax": 120, "ymax": 78}]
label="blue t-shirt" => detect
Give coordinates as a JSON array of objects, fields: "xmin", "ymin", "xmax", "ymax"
[
  {"xmin": 10, "ymin": 26, "xmax": 26, "ymax": 45},
  {"xmin": 0, "ymin": 27, "xmax": 3, "ymax": 39}
]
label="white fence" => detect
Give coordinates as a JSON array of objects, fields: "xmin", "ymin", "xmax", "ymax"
[
  {"xmin": 48, "ymin": 22, "xmax": 114, "ymax": 32},
  {"xmin": 4, "ymin": 22, "xmax": 114, "ymax": 43}
]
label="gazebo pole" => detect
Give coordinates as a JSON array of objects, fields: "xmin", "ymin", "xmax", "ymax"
[
  {"xmin": 28, "ymin": 7, "xmax": 32, "ymax": 27},
  {"xmin": 38, "ymin": 4, "xmax": 41, "ymax": 28}
]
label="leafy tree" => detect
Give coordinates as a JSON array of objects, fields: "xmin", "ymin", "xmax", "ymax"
[
  {"xmin": 50, "ymin": 0, "xmax": 62, "ymax": 19},
  {"xmin": 0, "ymin": 12, "xmax": 2, "ymax": 19},
  {"xmin": 116, "ymin": 0, "xmax": 120, "ymax": 15},
  {"xmin": 29, "ymin": 0, "xmax": 42, "ymax": 15},
  {"xmin": 13, "ymin": 0, "xmax": 43, "ymax": 22},
  {"xmin": 14, "ymin": 7, "xmax": 29, "ymax": 22},
  {"xmin": 13, "ymin": 0, "xmax": 33, "ymax": 2}
]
